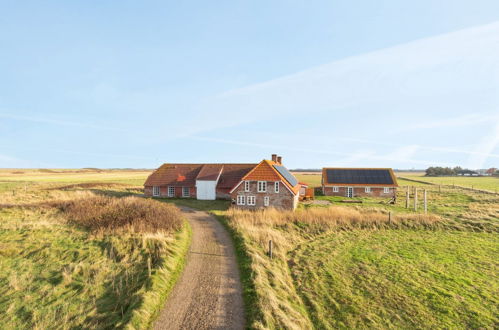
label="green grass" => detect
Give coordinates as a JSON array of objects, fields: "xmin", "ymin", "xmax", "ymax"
[
  {"xmin": 290, "ymin": 230, "xmax": 498, "ymax": 329},
  {"xmin": 400, "ymin": 173, "xmax": 499, "ymax": 192},
  {"xmin": 0, "ymin": 170, "xmax": 190, "ymax": 329},
  {"xmin": 293, "ymin": 173, "xmax": 322, "ymax": 188}
]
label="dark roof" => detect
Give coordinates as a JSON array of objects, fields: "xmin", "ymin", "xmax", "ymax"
[
  {"xmin": 144, "ymin": 163, "xmax": 256, "ymax": 189},
  {"xmin": 196, "ymin": 164, "xmax": 223, "ymax": 181},
  {"xmin": 273, "ymin": 165, "xmax": 298, "ymax": 187},
  {"xmin": 322, "ymin": 168, "xmax": 398, "ymax": 186}
]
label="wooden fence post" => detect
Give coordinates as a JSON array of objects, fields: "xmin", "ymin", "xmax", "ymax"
[
  {"xmin": 424, "ymin": 189, "xmax": 427, "ymax": 214},
  {"xmin": 405, "ymin": 190, "xmax": 409, "ymax": 209},
  {"xmin": 388, "ymin": 211, "xmax": 392, "ymax": 225},
  {"xmin": 414, "ymin": 188, "xmax": 418, "ymax": 211},
  {"xmin": 268, "ymin": 240, "xmax": 273, "ymax": 259}
]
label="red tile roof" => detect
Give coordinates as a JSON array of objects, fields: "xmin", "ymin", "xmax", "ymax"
[
  {"xmin": 144, "ymin": 163, "xmax": 256, "ymax": 190},
  {"xmin": 241, "ymin": 160, "xmax": 300, "ymax": 194}
]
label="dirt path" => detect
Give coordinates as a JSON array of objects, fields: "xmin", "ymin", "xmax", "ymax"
[{"xmin": 154, "ymin": 207, "xmax": 245, "ymax": 330}]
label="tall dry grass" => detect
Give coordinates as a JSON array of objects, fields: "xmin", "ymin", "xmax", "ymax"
[
  {"xmin": 224, "ymin": 206, "xmax": 442, "ymax": 329},
  {"xmin": 59, "ymin": 196, "xmax": 183, "ymax": 233}
]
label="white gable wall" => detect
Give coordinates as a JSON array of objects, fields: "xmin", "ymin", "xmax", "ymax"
[{"xmin": 196, "ymin": 180, "xmax": 217, "ymax": 200}]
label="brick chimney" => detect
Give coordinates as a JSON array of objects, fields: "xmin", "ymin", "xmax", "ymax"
[
  {"xmin": 277, "ymin": 156, "xmax": 282, "ymax": 164},
  {"xmin": 271, "ymin": 154, "xmax": 277, "ymax": 162}
]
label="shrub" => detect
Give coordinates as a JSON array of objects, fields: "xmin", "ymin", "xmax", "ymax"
[{"xmin": 60, "ymin": 196, "xmax": 183, "ymax": 233}]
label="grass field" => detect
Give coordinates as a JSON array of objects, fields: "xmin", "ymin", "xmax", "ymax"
[
  {"xmin": 0, "ymin": 170, "xmax": 190, "ymax": 329},
  {"xmin": 399, "ymin": 172, "xmax": 499, "ymax": 192},
  {"xmin": 174, "ymin": 173, "xmax": 499, "ymax": 329}
]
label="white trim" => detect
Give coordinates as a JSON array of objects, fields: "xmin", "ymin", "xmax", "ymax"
[
  {"xmin": 264, "ymin": 196, "xmax": 270, "ymax": 206},
  {"xmin": 384, "ymin": 187, "xmax": 390, "ymax": 193},
  {"xmin": 257, "ymin": 181, "xmax": 267, "ymax": 193},
  {"xmin": 346, "ymin": 187, "xmax": 353, "ymax": 198},
  {"xmin": 333, "ymin": 186, "xmax": 339, "ymax": 193},
  {"xmin": 182, "ymin": 187, "xmax": 190, "ymax": 197},
  {"xmin": 152, "ymin": 186, "xmax": 160, "ymax": 197},
  {"xmin": 365, "ymin": 187, "xmax": 371, "ymax": 193},
  {"xmin": 168, "ymin": 186, "xmax": 175, "ymax": 197},
  {"xmin": 244, "ymin": 181, "xmax": 250, "ymax": 192},
  {"xmin": 247, "ymin": 195, "xmax": 256, "ymax": 206},
  {"xmin": 274, "ymin": 181, "xmax": 279, "ymax": 193},
  {"xmin": 237, "ymin": 195, "xmax": 245, "ymax": 205}
]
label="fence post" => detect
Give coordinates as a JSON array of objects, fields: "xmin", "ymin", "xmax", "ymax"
[
  {"xmin": 424, "ymin": 189, "xmax": 427, "ymax": 214},
  {"xmin": 388, "ymin": 211, "xmax": 392, "ymax": 225},
  {"xmin": 268, "ymin": 240, "xmax": 273, "ymax": 259},
  {"xmin": 405, "ymin": 190, "xmax": 409, "ymax": 209},
  {"xmin": 414, "ymin": 188, "xmax": 418, "ymax": 211}
]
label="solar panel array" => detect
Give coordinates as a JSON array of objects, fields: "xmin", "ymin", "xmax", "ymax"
[
  {"xmin": 326, "ymin": 169, "xmax": 394, "ymax": 185},
  {"xmin": 273, "ymin": 165, "xmax": 298, "ymax": 187}
]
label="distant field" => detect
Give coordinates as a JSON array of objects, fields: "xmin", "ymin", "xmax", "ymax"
[
  {"xmin": 292, "ymin": 173, "xmax": 322, "ymax": 187},
  {"xmin": 398, "ymin": 172, "xmax": 499, "ymax": 192}
]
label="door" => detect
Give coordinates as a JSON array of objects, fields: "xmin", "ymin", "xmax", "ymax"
[{"xmin": 346, "ymin": 187, "xmax": 353, "ymax": 198}]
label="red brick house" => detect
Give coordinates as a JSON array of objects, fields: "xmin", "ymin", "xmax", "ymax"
[
  {"xmin": 322, "ymin": 168, "xmax": 398, "ymax": 198},
  {"xmin": 144, "ymin": 154, "xmax": 300, "ymax": 210},
  {"xmin": 229, "ymin": 155, "xmax": 300, "ymax": 210}
]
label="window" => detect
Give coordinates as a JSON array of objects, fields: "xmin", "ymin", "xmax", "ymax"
[
  {"xmin": 152, "ymin": 186, "xmax": 160, "ymax": 197},
  {"xmin": 244, "ymin": 181, "xmax": 250, "ymax": 192},
  {"xmin": 365, "ymin": 187, "xmax": 371, "ymax": 193},
  {"xmin": 333, "ymin": 186, "xmax": 339, "ymax": 193},
  {"xmin": 384, "ymin": 187, "xmax": 390, "ymax": 193},
  {"xmin": 264, "ymin": 196, "xmax": 270, "ymax": 206},
  {"xmin": 247, "ymin": 196, "xmax": 256, "ymax": 206},
  {"xmin": 182, "ymin": 187, "xmax": 190, "ymax": 197},
  {"xmin": 274, "ymin": 181, "xmax": 279, "ymax": 193},
  {"xmin": 168, "ymin": 186, "xmax": 175, "ymax": 197},
  {"xmin": 257, "ymin": 181, "xmax": 267, "ymax": 192},
  {"xmin": 237, "ymin": 195, "xmax": 245, "ymax": 205}
]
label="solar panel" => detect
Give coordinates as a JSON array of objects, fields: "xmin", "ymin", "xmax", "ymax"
[
  {"xmin": 326, "ymin": 169, "xmax": 393, "ymax": 185},
  {"xmin": 273, "ymin": 165, "xmax": 298, "ymax": 187}
]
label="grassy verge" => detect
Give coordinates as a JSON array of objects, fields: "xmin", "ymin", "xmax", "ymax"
[
  {"xmin": 127, "ymin": 222, "xmax": 192, "ymax": 329},
  {"xmin": 0, "ymin": 177, "xmax": 191, "ymax": 329}
]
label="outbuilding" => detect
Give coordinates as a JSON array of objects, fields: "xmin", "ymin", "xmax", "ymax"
[{"xmin": 322, "ymin": 168, "xmax": 398, "ymax": 199}]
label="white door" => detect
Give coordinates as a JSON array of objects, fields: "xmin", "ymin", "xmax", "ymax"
[
  {"xmin": 196, "ymin": 180, "xmax": 217, "ymax": 200},
  {"xmin": 346, "ymin": 187, "xmax": 353, "ymax": 198}
]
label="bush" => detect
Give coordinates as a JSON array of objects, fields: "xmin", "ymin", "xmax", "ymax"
[{"xmin": 60, "ymin": 196, "xmax": 183, "ymax": 233}]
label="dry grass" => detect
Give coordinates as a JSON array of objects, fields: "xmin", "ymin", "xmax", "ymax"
[{"xmin": 58, "ymin": 196, "xmax": 183, "ymax": 233}]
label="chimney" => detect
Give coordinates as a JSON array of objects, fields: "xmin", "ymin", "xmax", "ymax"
[
  {"xmin": 277, "ymin": 156, "xmax": 282, "ymax": 164},
  {"xmin": 271, "ymin": 154, "xmax": 277, "ymax": 162}
]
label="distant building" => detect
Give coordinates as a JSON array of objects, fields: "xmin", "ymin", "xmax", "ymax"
[
  {"xmin": 144, "ymin": 154, "xmax": 300, "ymax": 210},
  {"xmin": 321, "ymin": 168, "xmax": 398, "ymax": 198}
]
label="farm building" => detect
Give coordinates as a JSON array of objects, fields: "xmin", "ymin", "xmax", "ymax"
[
  {"xmin": 322, "ymin": 168, "xmax": 398, "ymax": 198},
  {"xmin": 144, "ymin": 154, "xmax": 301, "ymax": 210}
]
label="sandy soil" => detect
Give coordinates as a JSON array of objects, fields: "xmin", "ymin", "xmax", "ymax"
[{"xmin": 154, "ymin": 207, "xmax": 245, "ymax": 330}]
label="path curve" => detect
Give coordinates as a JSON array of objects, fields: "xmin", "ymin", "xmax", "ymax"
[{"xmin": 154, "ymin": 207, "xmax": 245, "ymax": 330}]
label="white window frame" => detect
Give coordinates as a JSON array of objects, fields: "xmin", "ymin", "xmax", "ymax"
[
  {"xmin": 274, "ymin": 181, "xmax": 279, "ymax": 193},
  {"xmin": 247, "ymin": 195, "xmax": 256, "ymax": 206},
  {"xmin": 182, "ymin": 187, "xmax": 190, "ymax": 197},
  {"xmin": 244, "ymin": 181, "xmax": 250, "ymax": 192},
  {"xmin": 257, "ymin": 181, "xmax": 267, "ymax": 193},
  {"xmin": 237, "ymin": 195, "xmax": 245, "ymax": 205},
  {"xmin": 333, "ymin": 186, "xmax": 339, "ymax": 193},
  {"xmin": 152, "ymin": 186, "xmax": 160, "ymax": 197},
  {"xmin": 384, "ymin": 187, "xmax": 390, "ymax": 193},
  {"xmin": 168, "ymin": 186, "xmax": 175, "ymax": 197},
  {"xmin": 365, "ymin": 187, "xmax": 371, "ymax": 193},
  {"xmin": 264, "ymin": 196, "xmax": 270, "ymax": 207}
]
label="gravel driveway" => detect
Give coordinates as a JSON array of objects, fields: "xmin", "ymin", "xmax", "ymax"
[{"xmin": 154, "ymin": 207, "xmax": 245, "ymax": 329}]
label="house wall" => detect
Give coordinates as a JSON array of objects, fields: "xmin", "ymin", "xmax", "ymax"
[
  {"xmin": 323, "ymin": 186, "xmax": 396, "ymax": 198},
  {"xmin": 144, "ymin": 185, "xmax": 196, "ymax": 198},
  {"xmin": 230, "ymin": 180, "xmax": 297, "ymax": 210}
]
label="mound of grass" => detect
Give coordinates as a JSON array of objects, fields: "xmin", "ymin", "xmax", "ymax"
[
  {"xmin": 60, "ymin": 196, "xmax": 183, "ymax": 233},
  {"xmin": 290, "ymin": 230, "xmax": 498, "ymax": 329}
]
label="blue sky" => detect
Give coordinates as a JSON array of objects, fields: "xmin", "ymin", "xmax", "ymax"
[{"xmin": 1, "ymin": 0, "xmax": 499, "ymax": 169}]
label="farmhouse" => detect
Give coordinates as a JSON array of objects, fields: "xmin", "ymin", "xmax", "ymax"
[
  {"xmin": 144, "ymin": 154, "xmax": 301, "ymax": 210},
  {"xmin": 322, "ymin": 168, "xmax": 398, "ymax": 198}
]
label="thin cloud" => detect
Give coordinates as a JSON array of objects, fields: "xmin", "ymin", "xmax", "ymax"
[{"xmin": 0, "ymin": 112, "xmax": 126, "ymax": 132}]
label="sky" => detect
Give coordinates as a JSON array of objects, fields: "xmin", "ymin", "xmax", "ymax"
[{"xmin": 1, "ymin": 0, "xmax": 499, "ymax": 169}]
